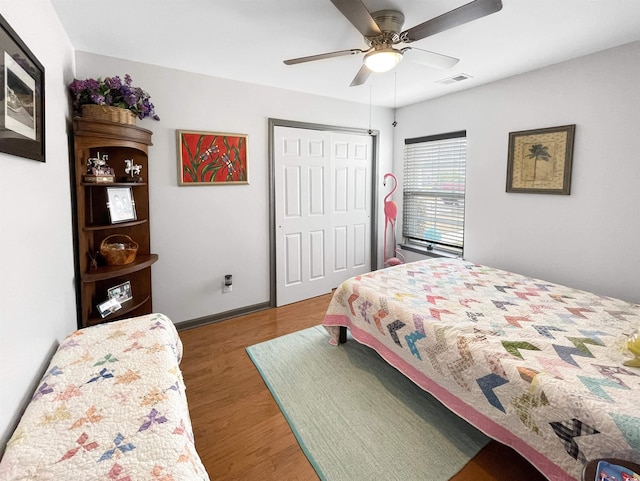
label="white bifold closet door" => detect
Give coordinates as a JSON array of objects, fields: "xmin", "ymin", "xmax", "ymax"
[{"xmin": 274, "ymin": 126, "xmax": 372, "ymax": 306}]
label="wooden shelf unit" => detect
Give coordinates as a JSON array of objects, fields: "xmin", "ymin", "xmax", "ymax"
[{"xmin": 71, "ymin": 117, "xmax": 157, "ymax": 328}]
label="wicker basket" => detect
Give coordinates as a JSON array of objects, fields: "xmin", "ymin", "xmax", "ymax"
[
  {"xmin": 100, "ymin": 234, "xmax": 139, "ymax": 265},
  {"xmin": 81, "ymin": 104, "xmax": 136, "ymax": 125}
]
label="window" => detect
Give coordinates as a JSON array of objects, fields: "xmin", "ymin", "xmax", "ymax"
[{"xmin": 402, "ymin": 131, "xmax": 467, "ymax": 255}]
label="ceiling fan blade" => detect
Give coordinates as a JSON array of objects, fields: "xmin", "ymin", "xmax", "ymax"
[
  {"xmin": 284, "ymin": 48, "xmax": 365, "ymax": 65},
  {"xmin": 329, "ymin": 0, "xmax": 381, "ymax": 38},
  {"xmin": 350, "ymin": 65, "xmax": 372, "ymax": 87},
  {"xmin": 402, "ymin": 47, "xmax": 459, "ymax": 70},
  {"xmin": 401, "ymin": 0, "xmax": 503, "ymax": 43}
]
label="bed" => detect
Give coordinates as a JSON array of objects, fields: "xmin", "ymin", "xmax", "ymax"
[
  {"xmin": 0, "ymin": 313, "xmax": 209, "ymax": 481},
  {"xmin": 323, "ymin": 258, "xmax": 640, "ymax": 481}
]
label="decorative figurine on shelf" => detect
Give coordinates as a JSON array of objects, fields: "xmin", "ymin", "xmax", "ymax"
[
  {"xmin": 87, "ymin": 251, "xmax": 98, "ymax": 270},
  {"xmin": 124, "ymin": 158, "xmax": 143, "ymax": 182},
  {"xmin": 87, "ymin": 152, "xmax": 114, "ymax": 175},
  {"xmin": 84, "ymin": 152, "xmax": 115, "ymax": 183}
]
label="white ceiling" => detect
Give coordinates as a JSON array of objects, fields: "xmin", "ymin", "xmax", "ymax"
[{"xmin": 51, "ymin": 0, "xmax": 640, "ymax": 108}]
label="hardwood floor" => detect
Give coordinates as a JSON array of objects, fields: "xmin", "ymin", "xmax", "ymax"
[{"xmin": 179, "ymin": 293, "xmax": 547, "ymax": 481}]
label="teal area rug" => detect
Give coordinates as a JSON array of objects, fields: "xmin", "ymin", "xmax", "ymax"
[{"xmin": 246, "ymin": 325, "xmax": 490, "ymax": 481}]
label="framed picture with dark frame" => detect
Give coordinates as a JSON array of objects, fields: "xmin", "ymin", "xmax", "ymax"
[
  {"xmin": 106, "ymin": 187, "xmax": 137, "ymax": 223},
  {"xmin": 0, "ymin": 15, "xmax": 45, "ymax": 162},
  {"xmin": 506, "ymin": 124, "xmax": 575, "ymax": 195}
]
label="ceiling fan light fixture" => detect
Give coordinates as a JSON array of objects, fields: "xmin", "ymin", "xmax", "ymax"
[{"xmin": 364, "ymin": 48, "xmax": 403, "ymax": 73}]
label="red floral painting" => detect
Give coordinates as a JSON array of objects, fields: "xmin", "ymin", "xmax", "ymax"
[{"xmin": 178, "ymin": 130, "xmax": 248, "ymax": 184}]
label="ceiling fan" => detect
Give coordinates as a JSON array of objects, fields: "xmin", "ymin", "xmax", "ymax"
[{"xmin": 284, "ymin": 0, "xmax": 503, "ymax": 86}]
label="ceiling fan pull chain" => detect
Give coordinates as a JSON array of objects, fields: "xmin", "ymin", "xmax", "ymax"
[
  {"xmin": 392, "ymin": 72, "xmax": 398, "ymax": 128},
  {"xmin": 368, "ymin": 84, "xmax": 372, "ymax": 135}
]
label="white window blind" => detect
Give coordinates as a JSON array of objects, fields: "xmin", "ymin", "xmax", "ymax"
[{"xmin": 403, "ymin": 131, "xmax": 467, "ymax": 254}]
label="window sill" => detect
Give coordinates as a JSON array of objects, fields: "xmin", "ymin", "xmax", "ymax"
[{"xmin": 399, "ymin": 243, "xmax": 462, "ymax": 260}]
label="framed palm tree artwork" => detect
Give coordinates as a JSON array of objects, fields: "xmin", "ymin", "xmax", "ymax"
[{"xmin": 506, "ymin": 124, "xmax": 575, "ymax": 194}]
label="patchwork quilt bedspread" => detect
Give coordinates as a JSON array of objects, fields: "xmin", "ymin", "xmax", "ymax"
[
  {"xmin": 0, "ymin": 313, "xmax": 209, "ymax": 481},
  {"xmin": 323, "ymin": 258, "xmax": 640, "ymax": 481}
]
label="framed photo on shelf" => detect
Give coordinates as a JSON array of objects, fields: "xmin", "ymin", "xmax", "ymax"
[
  {"xmin": 177, "ymin": 130, "xmax": 249, "ymax": 185},
  {"xmin": 506, "ymin": 124, "xmax": 575, "ymax": 195},
  {"xmin": 106, "ymin": 187, "xmax": 137, "ymax": 223},
  {"xmin": 97, "ymin": 297, "xmax": 121, "ymax": 318},
  {"xmin": 0, "ymin": 14, "xmax": 45, "ymax": 162},
  {"xmin": 107, "ymin": 280, "xmax": 132, "ymax": 303}
]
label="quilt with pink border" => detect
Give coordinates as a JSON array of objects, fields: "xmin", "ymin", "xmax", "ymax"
[
  {"xmin": 0, "ymin": 313, "xmax": 209, "ymax": 481},
  {"xmin": 323, "ymin": 258, "xmax": 640, "ymax": 481}
]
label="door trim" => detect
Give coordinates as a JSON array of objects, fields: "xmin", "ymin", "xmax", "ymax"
[{"xmin": 268, "ymin": 118, "xmax": 380, "ymax": 307}]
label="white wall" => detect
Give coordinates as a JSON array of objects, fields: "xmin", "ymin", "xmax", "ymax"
[
  {"xmin": 0, "ymin": 1, "xmax": 77, "ymax": 447},
  {"xmin": 394, "ymin": 42, "xmax": 640, "ymax": 304},
  {"xmin": 74, "ymin": 52, "xmax": 394, "ymax": 323}
]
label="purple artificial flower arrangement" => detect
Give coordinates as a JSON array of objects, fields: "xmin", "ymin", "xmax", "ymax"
[{"xmin": 68, "ymin": 74, "xmax": 160, "ymax": 120}]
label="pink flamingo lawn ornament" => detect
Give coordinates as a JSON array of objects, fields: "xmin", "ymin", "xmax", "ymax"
[{"xmin": 383, "ymin": 173, "xmax": 405, "ymax": 267}]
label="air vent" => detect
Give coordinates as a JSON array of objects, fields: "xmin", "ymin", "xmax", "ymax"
[{"xmin": 437, "ymin": 73, "xmax": 473, "ymax": 85}]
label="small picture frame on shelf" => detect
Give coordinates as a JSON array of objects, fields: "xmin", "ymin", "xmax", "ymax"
[
  {"xmin": 106, "ymin": 187, "xmax": 136, "ymax": 223},
  {"xmin": 107, "ymin": 280, "xmax": 132, "ymax": 303},
  {"xmin": 97, "ymin": 297, "xmax": 121, "ymax": 318}
]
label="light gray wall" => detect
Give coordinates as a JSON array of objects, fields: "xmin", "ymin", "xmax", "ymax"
[
  {"xmin": 0, "ymin": 2, "xmax": 77, "ymax": 447},
  {"xmin": 393, "ymin": 41, "xmax": 640, "ymax": 304},
  {"xmin": 74, "ymin": 52, "xmax": 395, "ymax": 324},
  {"xmin": 2, "ymin": 0, "xmax": 638, "ymax": 454}
]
